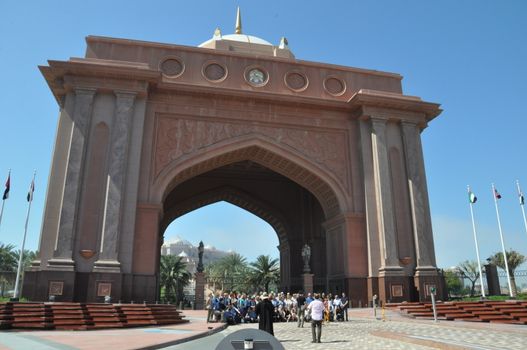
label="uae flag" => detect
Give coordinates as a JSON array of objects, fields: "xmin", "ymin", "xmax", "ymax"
[
  {"xmin": 494, "ymin": 188, "xmax": 502, "ymax": 200},
  {"xmin": 27, "ymin": 178, "xmax": 34, "ymax": 202},
  {"xmin": 2, "ymin": 174, "xmax": 9, "ymax": 200},
  {"xmin": 468, "ymin": 190, "xmax": 477, "ymax": 204}
]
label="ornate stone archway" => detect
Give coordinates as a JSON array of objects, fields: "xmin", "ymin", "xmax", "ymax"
[{"xmin": 24, "ymin": 21, "xmax": 444, "ymax": 305}]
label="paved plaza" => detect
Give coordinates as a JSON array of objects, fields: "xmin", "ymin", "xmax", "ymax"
[
  {"xmin": 1, "ymin": 309, "xmax": 527, "ymax": 349},
  {"xmin": 165, "ymin": 309, "xmax": 527, "ymax": 350}
]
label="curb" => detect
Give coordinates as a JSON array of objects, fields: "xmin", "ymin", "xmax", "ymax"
[{"xmin": 136, "ymin": 323, "xmax": 229, "ymax": 350}]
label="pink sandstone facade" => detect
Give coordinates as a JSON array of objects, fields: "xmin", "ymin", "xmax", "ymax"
[{"xmin": 23, "ymin": 20, "xmax": 443, "ymax": 305}]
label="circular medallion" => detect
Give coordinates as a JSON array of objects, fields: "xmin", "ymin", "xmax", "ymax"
[
  {"xmin": 160, "ymin": 57, "xmax": 184, "ymax": 78},
  {"xmin": 202, "ymin": 62, "xmax": 228, "ymax": 82},
  {"xmin": 244, "ymin": 66, "xmax": 269, "ymax": 87},
  {"xmin": 323, "ymin": 76, "xmax": 346, "ymax": 96},
  {"xmin": 285, "ymin": 71, "xmax": 309, "ymax": 92}
]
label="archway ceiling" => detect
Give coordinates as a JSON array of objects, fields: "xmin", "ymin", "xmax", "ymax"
[{"xmin": 160, "ymin": 145, "xmax": 341, "ymax": 218}]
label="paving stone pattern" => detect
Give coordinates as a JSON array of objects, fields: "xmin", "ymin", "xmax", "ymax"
[{"xmin": 203, "ymin": 317, "xmax": 527, "ymax": 350}]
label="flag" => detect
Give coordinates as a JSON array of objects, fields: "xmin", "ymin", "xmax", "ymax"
[
  {"xmin": 520, "ymin": 192, "xmax": 525, "ymax": 206},
  {"xmin": 468, "ymin": 190, "xmax": 477, "ymax": 204},
  {"xmin": 27, "ymin": 179, "xmax": 34, "ymax": 202},
  {"xmin": 2, "ymin": 174, "xmax": 9, "ymax": 200},
  {"xmin": 494, "ymin": 188, "xmax": 502, "ymax": 200}
]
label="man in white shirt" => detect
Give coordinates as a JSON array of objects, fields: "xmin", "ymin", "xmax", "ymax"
[{"xmin": 307, "ymin": 293, "xmax": 324, "ymax": 343}]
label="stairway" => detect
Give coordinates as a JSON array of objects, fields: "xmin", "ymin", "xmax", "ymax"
[
  {"xmin": 388, "ymin": 300, "xmax": 527, "ymax": 325},
  {"xmin": 0, "ymin": 302, "xmax": 188, "ymax": 330}
]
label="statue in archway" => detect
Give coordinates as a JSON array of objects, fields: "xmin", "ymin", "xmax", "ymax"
[
  {"xmin": 197, "ymin": 241, "xmax": 204, "ymax": 273},
  {"xmin": 301, "ymin": 243, "xmax": 311, "ymax": 273}
]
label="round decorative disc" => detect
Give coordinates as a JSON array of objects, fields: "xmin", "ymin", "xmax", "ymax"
[
  {"xmin": 324, "ymin": 77, "xmax": 346, "ymax": 96},
  {"xmin": 160, "ymin": 58, "xmax": 184, "ymax": 77},
  {"xmin": 204, "ymin": 63, "xmax": 227, "ymax": 82},
  {"xmin": 246, "ymin": 68, "xmax": 267, "ymax": 86},
  {"xmin": 285, "ymin": 72, "xmax": 308, "ymax": 91}
]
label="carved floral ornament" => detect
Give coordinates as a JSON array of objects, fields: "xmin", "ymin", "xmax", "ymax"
[{"xmin": 154, "ymin": 117, "xmax": 349, "ymax": 191}]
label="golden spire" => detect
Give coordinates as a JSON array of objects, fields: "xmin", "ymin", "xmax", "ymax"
[{"xmin": 235, "ymin": 6, "xmax": 242, "ymax": 34}]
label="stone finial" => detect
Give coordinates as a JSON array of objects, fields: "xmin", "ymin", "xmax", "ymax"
[
  {"xmin": 213, "ymin": 27, "xmax": 222, "ymax": 39},
  {"xmin": 235, "ymin": 7, "xmax": 242, "ymax": 34},
  {"xmin": 279, "ymin": 37, "xmax": 289, "ymax": 49}
]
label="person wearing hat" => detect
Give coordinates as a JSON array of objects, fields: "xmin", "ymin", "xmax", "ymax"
[{"xmin": 255, "ymin": 292, "xmax": 275, "ymax": 335}]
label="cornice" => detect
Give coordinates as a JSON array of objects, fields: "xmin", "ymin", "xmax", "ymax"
[
  {"xmin": 348, "ymin": 89, "xmax": 442, "ymax": 125},
  {"xmin": 86, "ymin": 35, "xmax": 403, "ymax": 80}
]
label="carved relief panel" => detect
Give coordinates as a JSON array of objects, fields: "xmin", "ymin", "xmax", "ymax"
[{"xmin": 153, "ymin": 116, "xmax": 350, "ymax": 191}]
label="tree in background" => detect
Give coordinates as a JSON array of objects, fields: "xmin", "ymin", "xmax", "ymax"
[
  {"xmin": 0, "ymin": 243, "xmax": 17, "ymax": 271},
  {"xmin": 249, "ymin": 255, "xmax": 280, "ymax": 293},
  {"xmin": 457, "ymin": 260, "xmax": 481, "ymax": 297},
  {"xmin": 210, "ymin": 252, "xmax": 249, "ymax": 292},
  {"xmin": 160, "ymin": 255, "xmax": 191, "ymax": 304},
  {"xmin": 489, "ymin": 250, "xmax": 526, "ymax": 297},
  {"xmin": 444, "ymin": 269, "xmax": 463, "ymax": 298},
  {"xmin": 0, "ymin": 243, "xmax": 18, "ymax": 297}
]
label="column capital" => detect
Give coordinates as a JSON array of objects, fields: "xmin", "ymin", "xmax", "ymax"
[
  {"xmin": 114, "ymin": 90, "xmax": 138, "ymax": 99},
  {"xmin": 74, "ymin": 87, "xmax": 97, "ymax": 96},
  {"xmin": 370, "ymin": 116, "xmax": 389, "ymax": 124}
]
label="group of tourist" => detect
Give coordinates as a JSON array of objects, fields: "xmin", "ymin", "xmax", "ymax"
[{"xmin": 205, "ymin": 290, "xmax": 349, "ymax": 343}]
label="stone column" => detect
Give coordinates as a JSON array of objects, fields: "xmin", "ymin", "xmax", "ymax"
[
  {"xmin": 48, "ymin": 88, "xmax": 96, "ymax": 270},
  {"xmin": 401, "ymin": 122, "xmax": 436, "ymax": 270},
  {"xmin": 359, "ymin": 119, "xmax": 381, "ymax": 303},
  {"xmin": 401, "ymin": 121, "xmax": 441, "ymax": 301},
  {"xmin": 371, "ymin": 117, "xmax": 406, "ymax": 303},
  {"xmin": 94, "ymin": 91, "xmax": 136, "ymax": 272},
  {"xmin": 278, "ymin": 242, "xmax": 290, "ymax": 291},
  {"xmin": 370, "ymin": 118, "xmax": 401, "ymax": 271},
  {"xmin": 194, "ymin": 272, "xmax": 206, "ymax": 310}
]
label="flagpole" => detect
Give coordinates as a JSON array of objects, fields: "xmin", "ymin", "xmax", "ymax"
[
  {"xmin": 0, "ymin": 198, "xmax": 5, "ymax": 231},
  {"xmin": 468, "ymin": 186, "xmax": 486, "ymax": 298},
  {"xmin": 517, "ymin": 180, "xmax": 527, "ymax": 238},
  {"xmin": 0, "ymin": 169, "xmax": 10, "ymax": 231},
  {"xmin": 492, "ymin": 183, "xmax": 514, "ymax": 298},
  {"xmin": 13, "ymin": 171, "xmax": 36, "ymax": 300}
]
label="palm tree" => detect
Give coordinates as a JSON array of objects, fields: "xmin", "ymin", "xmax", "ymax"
[
  {"xmin": 249, "ymin": 255, "xmax": 280, "ymax": 293},
  {"xmin": 160, "ymin": 255, "xmax": 191, "ymax": 304},
  {"xmin": 0, "ymin": 243, "xmax": 18, "ymax": 271},
  {"xmin": 489, "ymin": 250, "xmax": 526, "ymax": 297},
  {"xmin": 216, "ymin": 253, "xmax": 249, "ymax": 292},
  {"xmin": 0, "ymin": 243, "xmax": 18, "ymax": 297},
  {"xmin": 457, "ymin": 260, "xmax": 481, "ymax": 297}
]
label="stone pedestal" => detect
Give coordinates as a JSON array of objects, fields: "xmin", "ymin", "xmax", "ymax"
[
  {"xmin": 414, "ymin": 268, "xmax": 444, "ymax": 302},
  {"xmin": 302, "ymin": 273, "xmax": 314, "ymax": 294},
  {"xmin": 194, "ymin": 272, "xmax": 205, "ymax": 310}
]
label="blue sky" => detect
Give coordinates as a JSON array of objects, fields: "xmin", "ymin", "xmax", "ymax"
[{"xmin": 0, "ymin": 1, "xmax": 526, "ymax": 267}]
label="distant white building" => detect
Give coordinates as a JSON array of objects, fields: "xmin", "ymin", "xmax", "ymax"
[{"xmin": 161, "ymin": 235, "xmax": 231, "ymax": 302}]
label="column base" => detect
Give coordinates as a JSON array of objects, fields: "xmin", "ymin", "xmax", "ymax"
[
  {"xmin": 93, "ymin": 260, "xmax": 121, "ymax": 273},
  {"xmin": 194, "ymin": 272, "xmax": 206, "ymax": 310},
  {"xmin": 413, "ymin": 267, "xmax": 444, "ymax": 302},
  {"xmin": 378, "ymin": 266, "xmax": 411, "ymax": 304},
  {"xmin": 47, "ymin": 258, "xmax": 75, "ymax": 271},
  {"xmin": 302, "ymin": 273, "xmax": 314, "ymax": 294}
]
